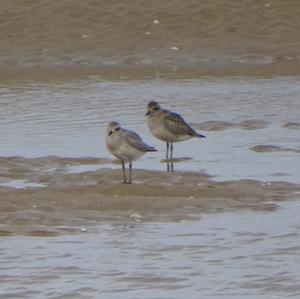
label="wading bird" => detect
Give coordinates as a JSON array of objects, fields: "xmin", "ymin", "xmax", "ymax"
[
  {"xmin": 145, "ymin": 101, "xmax": 205, "ymax": 164},
  {"xmin": 106, "ymin": 121, "xmax": 157, "ymax": 183}
]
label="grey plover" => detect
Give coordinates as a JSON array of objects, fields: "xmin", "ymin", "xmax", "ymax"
[
  {"xmin": 145, "ymin": 101, "xmax": 205, "ymax": 160},
  {"xmin": 106, "ymin": 121, "xmax": 156, "ymax": 183}
]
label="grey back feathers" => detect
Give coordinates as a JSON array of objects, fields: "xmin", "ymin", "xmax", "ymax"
[
  {"xmin": 164, "ymin": 111, "xmax": 199, "ymax": 137},
  {"xmin": 125, "ymin": 130, "xmax": 157, "ymax": 152}
]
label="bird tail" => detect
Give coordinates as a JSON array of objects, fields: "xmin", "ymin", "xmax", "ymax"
[
  {"xmin": 195, "ymin": 133, "xmax": 206, "ymax": 138},
  {"xmin": 147, "ymin": 146, "xmax": 157, "ymax": 152}
]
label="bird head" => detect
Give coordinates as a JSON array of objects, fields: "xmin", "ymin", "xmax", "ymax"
[
  {"xmin": 145, "ymin": 101, "xmax": 161, "ymax": 116},
  {"xmin": 107, "ymin": 121, "xmax": 121, "ymax": 136}
]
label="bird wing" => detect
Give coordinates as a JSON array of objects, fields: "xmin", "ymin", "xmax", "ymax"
[
  {"xmin": 124, "ymin": 130, "xmax": 155, "ymax": 152},
  {"xmin": 164, "ymin": 111, "xmax": 197, "ymax": 136}
]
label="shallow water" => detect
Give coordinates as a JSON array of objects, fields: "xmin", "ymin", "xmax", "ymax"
[
  {"xmin": 1, "ymin": 200, "xmax": 300, "ymax": 299},
  {"xmin": 1, "ymin": 77, "xmax": 299, "ymax": 182},
  {"xmin": 1, "ymin": 75, "xmax": 300, "ymax": 298}
]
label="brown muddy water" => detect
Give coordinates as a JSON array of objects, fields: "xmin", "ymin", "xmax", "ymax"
[{"xmin": 0, "ymin": 75, "xmax": 300, "ymax": 298}]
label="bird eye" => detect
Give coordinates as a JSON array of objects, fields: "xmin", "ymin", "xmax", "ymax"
[
  {"xmin": 115, "ymin": 127, "xmax": 120, "ymax": 131},
  {"xmin": 153, "ymin": 107, "xmax": 158, "ymax": 111}
]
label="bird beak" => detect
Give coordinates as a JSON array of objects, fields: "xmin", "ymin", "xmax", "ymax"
[
  {"xmin": 108, "ymin": 130, "xmax": 112, "ymax": 136},
  {"xmin": 145, "ymin": 111, "xmax": 150, "ymax": 116}
]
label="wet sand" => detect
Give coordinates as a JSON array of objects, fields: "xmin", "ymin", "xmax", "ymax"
[
  {"xmin": 1, "ymin": 0, "xmax": 300, "ymax": 76},
  {"xmin": 0, "ymin": 156, "xmax": 299, "ymax": 236}
]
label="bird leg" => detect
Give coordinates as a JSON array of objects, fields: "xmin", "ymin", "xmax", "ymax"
[
  {"xmin": 121, "ymin": 160, "xmax": 127, "ymax": 183},
  {"xmin": 166, "ymin": 142, "xmax": 169, "ymax": 161},
  {"xmin": 128, "ymin": 160, "xmax": 132, "ymax": 184},
  {"xmin": 166, "ymin": 142, "xmax": 174, "ymax": 172},
  {"xmin": 170, "ymin": 143, "xmax": 174, "ymax": 160},
  {"xmin": 170, "ymin": 143, "xmax": 174, "ymax": 172}
]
